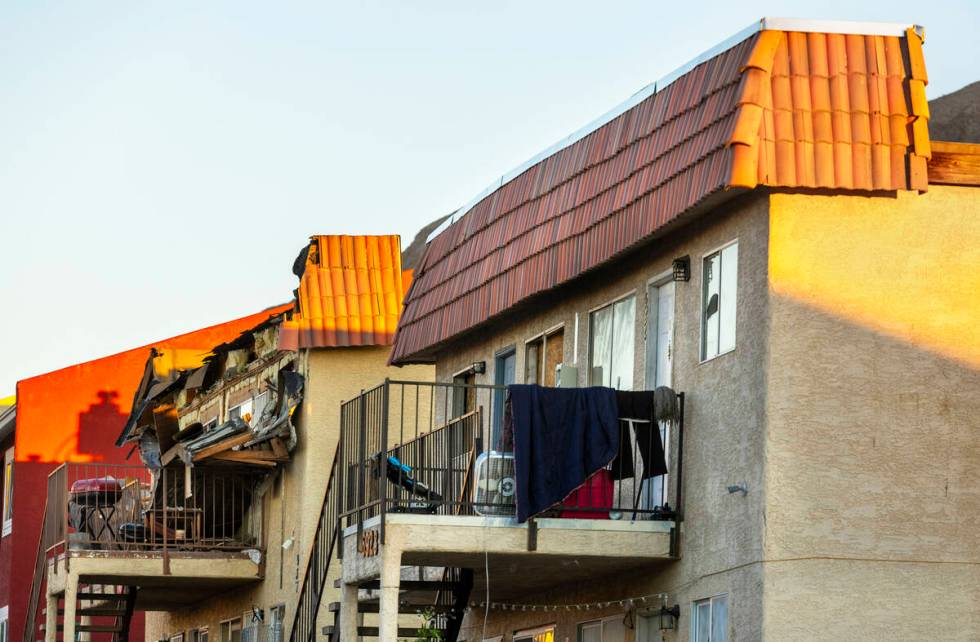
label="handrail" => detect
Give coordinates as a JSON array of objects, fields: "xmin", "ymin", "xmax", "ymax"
[
  {"xmin": 288, "ymin": 441, "xmax": 342, "ymax": 642},
  {"xmin": 23, "ymin": 496, "xmax": 49, "ymax": 642}
]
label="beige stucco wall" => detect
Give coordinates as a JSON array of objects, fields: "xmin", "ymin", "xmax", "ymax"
[
  {"xmin": 144, "ymin": 346, "xmax": 432, "ymax": 642},
  {"xmin": 762, "ymin": 185, "xmax": 980, "ymax": 641},
  {"xmin": 428, "ymin": 193, "xmax": 773, "ymax": 642}
]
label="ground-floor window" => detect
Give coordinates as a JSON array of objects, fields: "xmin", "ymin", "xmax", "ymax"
[
  {"xmin": 514, "ymin": 625, "xmax": 555, "ymax": 642},
  {"xmin": 578, "ymin": 615, "xmax": 626, "ymax": 642},
  {"xmin": 692, "ymin": 594, "xmax": 728, "ymax": 642},
  {"xmin": 169, "ymin": 633, "xmax": 184, "ymax": 642},
  {"xmin": 220, "ymin": 618, "xmax": 242, "ymax": 642},
  {"xmin": 189, "ymin": 627, "xmax": 208, "ymax": 642},
  {"xmin": 268, "ymin": 605, "xmax": 285, "ymax": 642},
  {"xmin": 0, "ymin": 605, "xmax": 9, "ymax": 642}
]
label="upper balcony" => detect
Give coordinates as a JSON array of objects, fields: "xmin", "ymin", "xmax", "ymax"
[
  {"xmin": 336, "ymin": 380, "xmax": 686, "ymax": 586},
  {"xmin": 41, "ymin": 461, "xmax": 264, "ymax": 607}
]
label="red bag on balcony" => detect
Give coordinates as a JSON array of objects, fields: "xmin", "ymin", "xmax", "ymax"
[
  {"xmin": 69, "ymin": 477, "xmax": 123, "ymax": 506},
  {"xmin": 558, "ymin": 468, "xmax": 614, "ymax": 519}
]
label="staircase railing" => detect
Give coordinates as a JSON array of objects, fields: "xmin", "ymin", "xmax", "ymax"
[
  {"xmin": 288, "ymin": 442, "xmax": 342, "ymax": 642},
  {"xmin": 23, "ymin": 495, "xmax": 51, "ymax": 642}
]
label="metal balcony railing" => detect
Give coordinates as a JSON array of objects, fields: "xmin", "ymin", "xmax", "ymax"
[
  {"xmin": 44, "ymin": 462, "xmax": 264, "ymax": 563},
  {"xmin": 338, "ymin": 380, "xmax": 685, "ymax": 542}
]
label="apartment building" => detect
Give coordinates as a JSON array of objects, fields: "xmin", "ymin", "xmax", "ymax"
[
  {"xmin": 327, "ymin": 18, "xmax": 980, "ymax": 642},
  {"xmin": 34, "ymin": 236, "xmax": 432, "ymax": 642},
  {"xmin": 8, "ymin": 306, "xmax": 293, "ymax": 642}
]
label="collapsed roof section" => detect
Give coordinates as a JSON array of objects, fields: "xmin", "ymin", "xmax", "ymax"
[
  {"xmin": 278, "ymin": 235, "xmax": 411, "ymax": 350},
  {"xmin": 390, "ymin": 19, "xmax": 933, "ymax": 364}
]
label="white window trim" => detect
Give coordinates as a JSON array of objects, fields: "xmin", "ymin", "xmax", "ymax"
[
  {"xmin": 646, "ymin": 268, "xmax": 675, "ymax": 287},
  {"xmin": 698, "ymin": 239, "xmax": 739, "ymax": 365},
  {"xmin": 1, "ymin": 606, "xmax": 10, "ymax": 642},
  {"xmin": 2, "ymin": 447, "xmax": 13, "ymax": 537},
  {"xmin": 691, "ymin": 593, "xmax": 728, "ymax": 642}
]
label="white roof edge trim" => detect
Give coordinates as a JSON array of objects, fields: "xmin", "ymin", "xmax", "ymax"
[{"xmin": 426, "ymin": 17, "xmax": 922, "ymax": 244}]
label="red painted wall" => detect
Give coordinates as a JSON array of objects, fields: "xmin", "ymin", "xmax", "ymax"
[{"xmin": 3, "ymin": 305, "xmax": 289, "ymax": 642}]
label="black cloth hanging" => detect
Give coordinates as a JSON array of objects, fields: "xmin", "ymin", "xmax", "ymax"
[
  {"xmin": 610, "ymin": 390, "xmax": 668, "ymax": 480},
  {"xmin": 507, "ymin": 385, "xmax": 620, "ymax": 523}
]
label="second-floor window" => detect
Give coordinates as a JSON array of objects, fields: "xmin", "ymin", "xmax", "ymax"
[
  {"xmin": 701, "ymin": 241, "xmax": 738, "ymax": 361},
  {"xmin": 692, "ymin": 594, "xmax": 728, "ymax": 642},
  {"xmin": 525, "ymin": 327, "xmax": 564, "ymax": 387},
  {"xmin": 2, "ymin": 448, "xmax": 12, "ymax": 537},
  {"xmin": 590, "ymin": 295, "xmax": 636, "ymax": 390}
]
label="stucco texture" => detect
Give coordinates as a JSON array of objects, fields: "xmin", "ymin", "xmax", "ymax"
[
  {"xmin": 763, "ymin": 186, "xmax": 980, "ymax": 641},
  {"xmin": 437, "ymin": 194, "xmax": 773, "ymax": 642}
]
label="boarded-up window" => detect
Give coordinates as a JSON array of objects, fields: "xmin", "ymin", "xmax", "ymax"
[{"xmin": 525, "ymin": 327, "xmax": 564, "ymax": 386}]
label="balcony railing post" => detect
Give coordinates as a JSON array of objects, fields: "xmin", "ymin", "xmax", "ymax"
[
  {"xmin": 379, "ymin": 379, "xmax": 390, "ymax": 545},
  {"xmin": 356, "ymin": 389, "xmax": 366, "ymax": 544},
  {"xmin": 675, "ymin": 392, "xmax": 685, "ymax": 523},
  {"xmin": 162, "ymin": 467, "xmax": 171, "ymax": 575}
]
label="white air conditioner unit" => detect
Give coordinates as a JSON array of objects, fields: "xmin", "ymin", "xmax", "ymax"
[{"xmin": 473, "ymin": 451, "xmax": 516, "ymax": 516}]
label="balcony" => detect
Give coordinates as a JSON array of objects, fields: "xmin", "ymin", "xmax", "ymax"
[
  {"xmin": 41, "ymin": 462, "xmax": 264, "ymax": 609},
  {"xmin": 335, "ymin": 380, "xmax": 685, "ymax": 591}
]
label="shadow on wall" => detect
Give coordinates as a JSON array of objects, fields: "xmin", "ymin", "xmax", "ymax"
[{"xmin": 23, "ymin": 389, "xmax": 127, "ymax": 463}]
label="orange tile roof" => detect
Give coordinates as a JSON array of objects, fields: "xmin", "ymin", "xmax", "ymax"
[
  {"xmin": 728, "ymin": 27, "xmax": 930, "ymax": 191},
  {"xmin": 278, "ymin": 235, "xmax": 407, "ymax": 350},
  {"xmin": 391, "ymin": 21, "xmax": 933, "ymax": 363}
]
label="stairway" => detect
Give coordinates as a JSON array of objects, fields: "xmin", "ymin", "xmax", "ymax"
[
  {"xmin": 38, "ymin": 584, "xmax": 137, "ymax": 642},
  {"xmin": 321, "ymin": 567, "xmax": 474, "ymax": 641}
]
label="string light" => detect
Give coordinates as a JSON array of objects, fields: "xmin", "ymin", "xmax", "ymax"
[{"xmin": 462, "ymin": 592, "xmax": 671, "ymax": 614}]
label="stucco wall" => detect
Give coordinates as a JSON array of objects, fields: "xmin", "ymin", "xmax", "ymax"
[
  {"xmin": 762, "ymin": 186, "xmax": 980, "ymax": 641},
  {"xmin": 144, "ymin": 347, "xmax": 432, "ymax": 642},
  {"xmin": 432, "ymin": 194, "xmax": 773, "ymax": 642}
]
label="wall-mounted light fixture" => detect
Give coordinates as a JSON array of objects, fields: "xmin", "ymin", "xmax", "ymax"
[
  {"xmin": 470, "ymin": 361, "xmax": 486, "ymax": 375},
  {"xmin": 672, "ymin": 256, "xmax": 691, "ymax": 282},
  {"xmin": 659, "ymin": 597, "xmax": 681, "ymax": 630},
  {"xmin": 727, "ymin": 482, "xmax": 748, "ymax": 496}
]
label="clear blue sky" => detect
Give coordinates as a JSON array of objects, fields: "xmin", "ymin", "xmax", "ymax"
[{"xmin": 1, "ymin": 0, "xmax": 976, "ymax": 395}]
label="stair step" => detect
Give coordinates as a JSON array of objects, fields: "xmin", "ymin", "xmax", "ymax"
[
  {"xmin": 326, "ymin": 601, "xmax": 457, "ymax": 614},
  {"xmin": 53, "ymin": 607, "xmax": 126, "ymax": 616},
  {"xmin": 48, "ymin": 624, "xmax": 123, "ymax": 633},
  {"xmin": 322, "ymin": 626, "xmax": 445, "ymax": 638},
  {"xmin": 75, "ymin": 592, "xmax": 126, "ymax": 601}
]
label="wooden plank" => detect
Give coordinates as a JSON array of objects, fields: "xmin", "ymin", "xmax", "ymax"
[
  {"xmin": 209, "ymin": 452, "xmax": 279, "ymax": 467},
  {"xmin": 929, "ymin": 146, "xmax": 980, "ymax": 186},
  {"xmin": 191, "ymin": 432, "xmax": 253, "ymax": 461},
  {"xmin": 269, "ymin": 438, "xmax": 288, "ymax": 459}
]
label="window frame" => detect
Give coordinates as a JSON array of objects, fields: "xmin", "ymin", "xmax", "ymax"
[
  {"xmin": 524, "ymin": 323, "xmax": 565, "ymax": 387},
  {"xmin": 513, "ymin": 624, "xmax": 555, "ymax": 642},
  {"xmin": 2, "ymin": 447, "xmax": 13, "ymax": 537},
  {"xmin": 691, "ymin": 593, "xmax": 728, "ymax": 642},
  {"xmin": 588, "ymin": 290, "xmax": 638, "ymax": 390},
  {"xmin": 0, "ymin": 605, "xmax": 9, "ymax": 642},
  {"xmin": 699, "ymin": 240, "xmax": 739, "ymax": 363},
  {"xmin": 577, "ymin": 615, "xmax": 625, "ymax": 642},
  {"xmin": 219, "ymin": 617, "xmax": 243, "ymax": 642}
]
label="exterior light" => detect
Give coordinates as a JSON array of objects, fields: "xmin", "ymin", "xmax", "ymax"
[
  {"xmin": 659, "ymin": 596, "xmax": 680, "ymax": 630},
  {"xmin": 470, "ymin": 361, "xmax": 486, "ymax": 375},
  {"xmin": 672, "ymin": 256, "xmax": 691, "ymax": 282}
]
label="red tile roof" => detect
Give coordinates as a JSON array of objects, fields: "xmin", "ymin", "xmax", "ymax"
[
  {"xmin": 391, "ymin": 23, "xmax": 931, "ymax": 364},
  {"xmin": 278, "ymin": 235, "xmax": 407, "ymax": 350}
]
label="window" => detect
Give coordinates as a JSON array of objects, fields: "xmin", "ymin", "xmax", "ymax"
[
  {"xmin": 492, "ymin": 348, "xmax": 516, "ymax": 447},
  {"xmin": 268, "ymin": 605, "xmax": 285, "ymax": 642},
  {"xmin": 189, "ymin": 628, "xmax": 208, "ymax": 642},
  {"xmin": 228, "ymin": 399, "xmax": 254, "ymax": 424},
  {"xmin": 220, "ymin": 618, "xmax": 242, "ymax": 642},
  {"xmin": 701, "ymin": 242, "xmax": 738, "ymax": 361},
  {"xmin": 2, "ymin": 448, "xmax": 13, "ymax": 537},
  {"xmin": 514, "ymin": 626, "xmax": 554, "ymax": 642},
  {"xmin": 692, "ymin": 594, "xmax": 728, "ymax": 642},
  {"xmin": 169, "ymin": 634, "xmax": 185, "ymax": 642},
  {"xmin": 578, "ymin": 616, "xmax": 626, "ymax": 642},
  {"xmin": 526, "ymin": 327, "xmax": 565, "ymax": 387},
  {"xmin": 0, "ymin": 605, "xmax": 9, "ymax": 642},
  {"xmin": 452, "ymin": 371, "xmax": 476, "ymax": 418},
  {"xmin": 590, "ymin": 295, "xmax": 636, "ymax": 390}
]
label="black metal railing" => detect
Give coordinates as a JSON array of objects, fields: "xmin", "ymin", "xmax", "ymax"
[
  {"xmin": 44, "ymin": 462, "xmax": 264, "ymax": 567},
  {"xmin": 289, "ymin": 444, "xmax": 341, "ymax": 642},
  {"xmin": 339, "ymin": 380, "xmax": 684, "ymax": 540}
]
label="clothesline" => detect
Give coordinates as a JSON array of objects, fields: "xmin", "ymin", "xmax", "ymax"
[{"xmin": 466, "ymin": 592, "xmax": 670, "ymax": 613}]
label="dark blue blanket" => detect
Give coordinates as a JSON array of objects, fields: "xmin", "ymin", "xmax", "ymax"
[{"xmin": 508, "ymin": 384, "xmax": 619, "ymax": 522}]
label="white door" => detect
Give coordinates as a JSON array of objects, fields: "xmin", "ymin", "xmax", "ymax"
[{"xmin": 644, "ymin": 280, "xmax": 674, "ymax": 509}]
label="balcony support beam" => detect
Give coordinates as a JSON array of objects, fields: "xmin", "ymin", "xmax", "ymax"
[
  {"xmin": 377, "ymin": 544, "xmax": 402, "ymax": 642},
  {"xmin": 62, "ymin": 575, "xmax": 78, "ymax": 642},
  {"xmin": 339, "ymin": 582, "xmax": 359, "ymax": 641},
  {"xmin": 44, "ymin": 592, "xmax": 58, "ymax": 642}
]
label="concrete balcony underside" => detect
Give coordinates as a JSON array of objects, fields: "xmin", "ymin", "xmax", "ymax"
[
  {"xmin": 47, "ymin": 551, "xmax": 263, "ymax": 609},
  {"xmin": 342, "ymin": 514, "xmax": 675, "ymax": 600}
]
